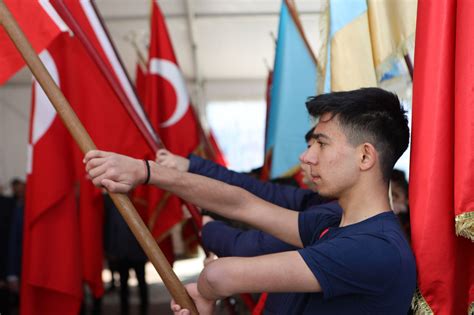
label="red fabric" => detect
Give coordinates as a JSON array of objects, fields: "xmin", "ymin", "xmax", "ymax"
[
  {"xmin": 240, "ymin": 293, "xmax": 256, "ymax": 310},
  {"xmin": 22, "ymin": 30, "xmax": 154, "ymax": 313},
  {"xmin": 0, "ymin": 0, "xmax": 61, "ymax": 84},
  {"xmin": 292, "ymin": 169, "xmax": 308, "ymax": 189},
  {"xmin": 51, "ymin": 0, "xmax": 156, "ymax": 295},
  {"xmin": 410, "ymin": 0, "xmax": 474, "ymax": 313},
  {"xmin": 62, "ymin": 28, "xmax": 150, "ymax": 297},
  {"xmin": 158, "ymin": 235, "xmax": 175, "ymax": 266},
  {"xmin": 143, "ymin": 2, "xmax": 200, "ymax": 239},
  {"xmin": 319, "ymin": 228, "xmax": 329, "ymax": 239},
  {"xmin": 252, "ymin": 293, "xmax": 268, "ymax": 315},
  {"xmin": 453, "ymin": 1, "xmax": 474, "ymax": 220},
  {"xmin": 261, "ymin": 70, "xmax": 274, "ymax": 181},
  {"xmin": 135, "ymin": 63, "xmax": 147, "ymax": 104},
  {"xmin": 50, "ymin": 0, "xmax": 120, "ymax": 85},
  {"xmin": 264, "ymin": 70, "xmax": 273, "ymax": 150},
  {"xmin": 22, "ymin": 78, "xmax": 82, "ymax": 314},
  {"xmin": 146, "ymin": 2, "xmax": 200, "ymax": 155},
  {"xmin": 260, "ymin": 152, "xmax": 272, "ymax": 181},
  {"xmin": 77, "ymin": 176, "xmax": 104, "ymax": 298}
]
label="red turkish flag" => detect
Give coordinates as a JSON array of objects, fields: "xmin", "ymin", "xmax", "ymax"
[
  {"xmin": 410, "ymin": 0, "xmax": 474, "ymax": 313},
  {"xmin": 143, "ymin": 1, "xmax": 200, "ymax": 238},
  {"xmin": 22, "ymin": 47, "xmax": 82, "ymax": 315},
  {"xmin": 146, "ymin": 1, "xmax": 199, "ymax": 155},
  {"xmin": 134, "ymin": 54, "xmax": 177, "ymax": 265},
  {"xmin": 22, "ymin": 29, "xmax": 153, "ymax": 313},
  {"xmin": 50, "ymin": 0, "xmax": 158, "ymax": 294},
  {"xmin": 0, "ymin": 0, "xmax": 64, "ymax": 84}
]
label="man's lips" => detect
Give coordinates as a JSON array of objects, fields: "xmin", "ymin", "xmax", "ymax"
[{"xmin": 311, "ymin": 174, "xmax": 321, "ymax": 182}]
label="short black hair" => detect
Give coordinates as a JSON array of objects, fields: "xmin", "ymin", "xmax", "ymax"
[
  {"xmin": 304, "ymin": 127, "xmax": 315, "ymax": 143},
  {"xmin": 306, "ymin": 88, "xmax": 409, "ymax": 181}
]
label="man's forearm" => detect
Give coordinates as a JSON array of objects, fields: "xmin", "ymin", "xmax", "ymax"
[
  {"xmin": 149, "ymin": 161, "xmax": 302, "ymax": 247},
  {"xmin": 149, "ymin": 161, "xmax": 249, "ymax": 221},
  {"xmin": 189, "ymin": 155, "xmax": 316, "ymax": 210}
]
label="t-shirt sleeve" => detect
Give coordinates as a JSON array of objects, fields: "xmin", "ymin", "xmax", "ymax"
[
  {"xmin": 298, "ymin": 234, "xmax": 401, "ymax": 299},
  {"xmin": 202, "ymin": 221, "xmax": 297, "ymax": 257},
  {"xmin": 298, "ymin": 209, "xmax": 341, "ymax": 246}
]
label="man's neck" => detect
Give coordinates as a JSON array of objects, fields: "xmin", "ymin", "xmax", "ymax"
[{"xmin": 337, "ymin": 182, "xmax": 391, "ymax": 227}]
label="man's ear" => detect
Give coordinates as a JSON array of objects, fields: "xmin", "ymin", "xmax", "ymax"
[{"xmin": 359, "ymin": 143, "xmax": 377, "ymax": 171}]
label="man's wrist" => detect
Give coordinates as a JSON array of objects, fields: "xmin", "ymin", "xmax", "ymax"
[
  {"xmin": 143, "ymin": 160, "xmax": 151, "ymax": 184},
  {"xmin": 136, "ymin": 159, "xmax": 148, "ymax": 185},
  {"xmin": 183, "ymin": 160, "xmax": 190, "ymax": 172}
]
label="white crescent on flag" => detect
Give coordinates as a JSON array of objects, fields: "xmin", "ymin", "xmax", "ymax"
[
  {"xmin": 149, "ymin": 58, "xmax": 189, "ymax": 128},
  {"xmin": 32, "ymin": 50, "xmax": 58, "ymax": 145},
  {"xmin": 27, "ymin": 50, "xmax": 58, "ymax": 174}
]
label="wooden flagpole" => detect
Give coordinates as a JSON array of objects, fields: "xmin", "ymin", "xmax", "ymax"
[{"xmin": 0, "ymin": 1, "xmax": 197, "ymax": 313}]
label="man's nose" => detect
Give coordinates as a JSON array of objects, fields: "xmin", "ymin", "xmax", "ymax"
[{"xmin": 300, "ymin": 148, "xmax": 317, "ymax": 165}]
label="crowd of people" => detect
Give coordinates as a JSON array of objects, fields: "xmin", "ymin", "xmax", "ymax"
[{"xmin": 0, "ymin": 178, "xmax": 25, "ymax": 315}]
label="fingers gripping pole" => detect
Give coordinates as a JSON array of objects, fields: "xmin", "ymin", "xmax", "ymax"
[{"xmin": 0, "ymin": 2, "xmax": 198, "ymax": 313}]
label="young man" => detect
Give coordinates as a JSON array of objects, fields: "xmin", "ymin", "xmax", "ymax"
[
  {"xmin": 154, "ymin": 126, "xmax": 337, "ymax": 258},
  {"xmin": 155, "ymin": 128, "xmax": 341, "ymax": 314},
  {"xmin": 84, "ymin": 88, "xmax": 416, "ymax": 314}
]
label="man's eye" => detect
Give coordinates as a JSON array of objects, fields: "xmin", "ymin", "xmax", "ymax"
[{"xmin": 318, "ymin": 142, "xmax": 326, "ymax": 147}]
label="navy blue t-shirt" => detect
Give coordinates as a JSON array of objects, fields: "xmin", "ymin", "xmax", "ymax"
[
  {"xmin": 275, "ymin": 211, "xmax": 416, "ymax": 314},
  {"xmin": 189, "ymin": 155, "xmax": 415, "ymax": 313}
]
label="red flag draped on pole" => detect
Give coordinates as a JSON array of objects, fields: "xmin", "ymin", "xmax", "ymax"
[
  {"xmin": 0, "ymin": 0, "xmax": 64, "ymax": 84},
  {"xmin": 146, "ymin": 1, "xmax": 199, "ymax": 155},
  {"xmin": 410, "ymin": 0, "xmax": 474, "ymax": 313},
  {"xmin": 134, "ymin": 48, "xmax": 177, "ymax": 265},
  {"xmin": 22, "ymin": 18, "xmax": 154, "ymax": 315},
  {"xmin": 143, "ymin": 1, "xmax": 201, "ymax": 239},
  {"xmin": 261, "ymin": 70, "xmax": 273, "ymax": 181},
  {"xmin": 49, "ymin": 0, "xmax": 158, "ymax": 294},
  {"xmin": 23, "ymin": 46, "xmax": 83, "ymax": 315}
]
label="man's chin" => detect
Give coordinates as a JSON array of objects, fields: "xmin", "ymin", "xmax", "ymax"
[{"xmin": 316, "ymin": 189, "xmax": 337, "ymax": 199}]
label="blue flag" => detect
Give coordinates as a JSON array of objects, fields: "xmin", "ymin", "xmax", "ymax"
[{"xmin": 265, "ymin": 1, "xmax": 319, "ymax": 179}]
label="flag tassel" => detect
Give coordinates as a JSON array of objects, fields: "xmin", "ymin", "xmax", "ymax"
[
  {"xmin": 411, "ymin": 288, "xmax": 433, "ymax": 315},
  {"xmin": 454, "ymin": 211, "xmax": 474, "ymax": 241},
  {"xmin": 0, "ymin": 1, "xmax": 197, "ymax": 313}
]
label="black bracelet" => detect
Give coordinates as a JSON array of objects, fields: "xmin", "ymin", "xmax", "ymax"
[{"xmin": 144, "ymin": 159, "xmax": 151, "ymax": 184}]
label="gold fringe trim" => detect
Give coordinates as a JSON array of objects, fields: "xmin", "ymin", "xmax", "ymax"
[
  {"xmin": 455, "ymin": 211, "xmax": 474, "ymax": 241},
  {"xmin": 412, "ymin": 289, "xmax": 473, "ymax": 314},
  {"xmin": 412, "ymin": 288, "xmax": 433, "ymax": 315}
]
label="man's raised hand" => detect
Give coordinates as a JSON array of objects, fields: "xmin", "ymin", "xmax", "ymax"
[
  {"xmin": 84, "ymin": 150, "xmax": 146, "ymax": 193},
  {"xmin": 155, "ymin": 149, "xmax": 190, "ymax": 172}
]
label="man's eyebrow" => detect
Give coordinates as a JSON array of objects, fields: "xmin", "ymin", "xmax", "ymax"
[{"xmin": 311, "ymin": 133, "xmax": 330, "ymax": 141}]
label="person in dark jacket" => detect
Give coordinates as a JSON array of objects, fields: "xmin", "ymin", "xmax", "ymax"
[{"xmin": 103, "ymin": 195, "xmax": 148, "ymax": 314}]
